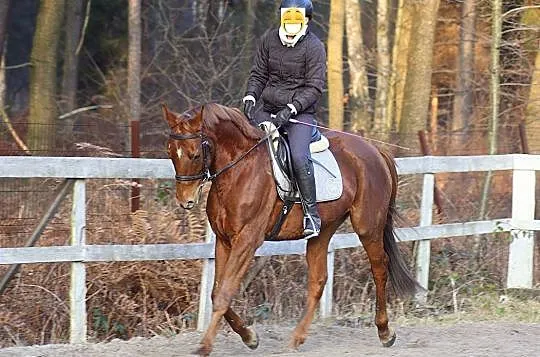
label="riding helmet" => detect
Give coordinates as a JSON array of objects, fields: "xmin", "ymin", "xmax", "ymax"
[{"xmin": 280, "ymin": 0, "xmax": 313, "ymax": 19}]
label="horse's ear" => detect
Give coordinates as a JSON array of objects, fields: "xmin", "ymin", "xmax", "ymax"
[{"xmin": 161, "ymin": 103, "xmax": 178, "ymax": 129}]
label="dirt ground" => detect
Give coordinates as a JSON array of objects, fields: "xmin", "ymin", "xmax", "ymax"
[{"xmin": 1, "ymin": 321, "xmax": 539, "ymax": 357}]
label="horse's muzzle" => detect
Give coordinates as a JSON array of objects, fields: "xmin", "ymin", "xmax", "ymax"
[{"xmin": 180, "ymin": 201, "xmax": 196, "ymax": 210}]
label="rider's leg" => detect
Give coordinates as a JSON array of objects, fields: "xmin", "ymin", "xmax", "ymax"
[{"xmin": 287, "ymin": 113, "xmax": 321, "ymax": 238}]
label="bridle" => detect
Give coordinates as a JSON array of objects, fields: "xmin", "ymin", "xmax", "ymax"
[
  {"xmin": 169, "ymin": 126, "xmax": 274, "ymax": 184},
  {"xmin": 169, "ymin": 131, "xmax": 213, "ymax": 182}
]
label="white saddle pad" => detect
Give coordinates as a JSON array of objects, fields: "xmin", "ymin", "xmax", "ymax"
[{"xmin": 260, "ymin": 121, "xmax": 343, "ymax": 203}]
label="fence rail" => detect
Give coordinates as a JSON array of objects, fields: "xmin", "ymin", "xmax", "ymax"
[
  {"xmin": 0, "ymin": 154, "xmax": 538, "ymax": 343},
  {"xmin": 1, "ymin": 154, "xmax": 539, "ymax": 178},
  {"xmin": 3, "ymin": 218, "xmax": 540, "ymax": 266}
]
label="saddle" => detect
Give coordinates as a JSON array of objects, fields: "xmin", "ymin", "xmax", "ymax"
[{"xmin": 259, "ymin": 121, "xmax": 343, "ymax": 203}]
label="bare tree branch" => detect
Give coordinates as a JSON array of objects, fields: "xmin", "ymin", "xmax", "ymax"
[
  {"xmin": 58, "ymin": 104, "xmax": 114, "ymax": 119},
  {"xmin": 0, "ymin": 107, "xmax": 31, "ymax": 155}
]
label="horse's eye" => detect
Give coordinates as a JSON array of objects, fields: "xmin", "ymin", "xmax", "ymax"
[{"xmin": 193, "ymin": 153, "xmax": 201, "ymax": 160}]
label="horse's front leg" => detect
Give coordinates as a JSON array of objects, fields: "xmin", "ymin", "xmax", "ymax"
[
  {"xmin": 223, "ymin": 306, "xmax": 259, "ymax": 349},
  {"xmin": 211, "ymin": 237, "xmax": 259, "ymax": 350},
  {"xmin": 196, "ymin": 232, "xmax": 261, "ymax": 356},
  {"xmin": 289, "ymin": 223, "xmax": 337, "ymax": 349}
]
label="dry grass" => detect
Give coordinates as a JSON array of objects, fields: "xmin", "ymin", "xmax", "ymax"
[
  {"xmin": 0, "ymin": 179, "xmax": 208, "ymax": 346},
  {"xmin": 395, "ymin": 293, "xmax": 540, "ymax": 326}
]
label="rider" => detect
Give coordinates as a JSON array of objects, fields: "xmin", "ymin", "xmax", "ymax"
[{"xmin": 242, "ymin": 0, "xmax": 325, "ymax": 239}]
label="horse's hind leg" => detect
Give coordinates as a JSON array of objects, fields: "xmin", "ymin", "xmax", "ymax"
[
  {"xmin": 290, "ymin": 219, "xmax": 343, "ymax": 349},
  {"xmin": 351, "ymin": 215, "xmax": 396, "ymax": 347}
]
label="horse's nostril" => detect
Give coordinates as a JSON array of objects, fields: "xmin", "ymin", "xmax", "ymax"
[{"xmin": 179, "ymin": 200, "xmax": 196, "ymax": 210}]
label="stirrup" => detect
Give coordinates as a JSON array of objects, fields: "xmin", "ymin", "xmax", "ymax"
[
  {"xmin": 304, "ymin": 230, "xmax": 319, "ymax": 240},
  {"xmin": 303, "ymin": 215, "xmax": 320, "ymax": 239}
]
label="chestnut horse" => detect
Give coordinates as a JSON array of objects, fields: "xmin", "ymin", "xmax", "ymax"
[{"xmin": 163, "ymin": 103, "xmax": 418, "ymax": 356}]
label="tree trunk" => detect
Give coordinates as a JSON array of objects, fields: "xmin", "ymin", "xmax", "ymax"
[
  {"xmin": 523, "ymin": 4, "xmax": 540, "ymax": 154},
  {"xmin": 242, "ymin": 0, "xmax": 257, "ymax": 94},
  {"xmin": 128, "ymin": 0, "xmax": 141, "ymax": 126},
  {"xmin": 0, "ymin": 0, "xmax": 10, "ymax": 61},
  {"xmin": 525, "ymin": 51, "xmax": 539, "ymax": 153},
  {"xmin": 345, "ymin": 0, "xmax": 370, "ymax": 132},
  {"xmin": 5, "ymin": 0, "xmax": 38, "ymax": 115},
  {"xmin": 61, "ymin": 0, "xmax": 84, "ymax": 113},
  {"xmin": 328, "ymin": 0, "xmax": 345, "ymax": 130},
  {"xmin": 0, "ymin": 0, "xmax": 10, "ymax": 113},
  {"xmin": 128, "ymin": 0, "xmax": 142, "ymax": 211},
  {"xmin": 244, "ymin": 0, "xmax": 256, "ymax": 46},
  {"xmin": 398, "ymin": 0, "xmax": 440, "ymax": 154},
  {"xmin": 127, "ymin": 2, "xmax": 141, "ymax": 113},
  {"xmin": 195, "ymin": 0, "xmax": 209, "ymax": 25},
  {"xmin": 207, "ymin": 0, "xmax": 226, "ymax": 34},
  {"xmin": 373, "ymin": 0, "xmax": 391, "ymax": 137},
  {"xmin": 0, "ymin": 56, "xmax": 5, "ymax": 122},
  {"xmin": 487, "ymin": 0, "xmax": 502, "ymax": 157},
  {"xmin": 27, "ymin": 0, "xmax": 65, "ymax": 153},
  {"xmin": 451, "ymin": 0, "xmax": 476, "ymax": 147},
  {"xmin": 390, "ymin": 0, "xmax": 413, "ymax": 132},
  {"xmin": 476, "ymin": 0, "xmax": 502, "ymax": 264}
]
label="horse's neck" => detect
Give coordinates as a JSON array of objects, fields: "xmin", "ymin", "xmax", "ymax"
[
  {"xmin": 205, "ymin": 118, "xmax": 276, "ymax": 216},
  {"xmin": 206, "ymin": 120, "xmax": 260, "ymax": 173}
]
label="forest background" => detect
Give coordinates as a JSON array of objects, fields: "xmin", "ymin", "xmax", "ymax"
[{"xmin": 0, "ymin": 0, "xmax": 539, "ymax": 348}]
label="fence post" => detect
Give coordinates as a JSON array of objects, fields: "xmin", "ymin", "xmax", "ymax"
[
  {"xmin": 507, "ymin": 168, "xmax": 535, "ymax": 288},
  {"xmin": 415, "ymin": 173, "xmax": 434, "ymax": 304},
  {"xmin": 70, "ymin": 179, "xmax": 87, "ymax": 343},
  {"xmin": 197, "ymin": 222, "xmax": 216, "ymax": 331},
  {"xmin": 319, "ymin": 243, "xmax": 335, "ymax": 319}
]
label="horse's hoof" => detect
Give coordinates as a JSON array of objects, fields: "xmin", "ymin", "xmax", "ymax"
[
  {"xmin": 380, "ymin": 328, "xmax": 396, "ymax": 347},
  {"xmin": 242, "ymin": 327, "xmax": 259, "ymax": 350},
  {"xmin": 289, "ymin": 334, "xmax": 306, "ymax": 350},
  {"xmin": 193, "ymin": 345, "xmax": 212, "ymax": 356}
]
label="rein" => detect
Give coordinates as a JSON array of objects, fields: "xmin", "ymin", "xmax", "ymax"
[
  {"xmin": 207, "ymin": 133, "xmax": 272, "ymax": 180},
  {"xmin": 169, "ymin": 125, "xmax": 275, "ymax": 183},
  {"xmin": 288, "ymin": 118, "xmax": 412, "ymax": 151}
]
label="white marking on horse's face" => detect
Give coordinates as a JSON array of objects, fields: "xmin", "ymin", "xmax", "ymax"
[{"xmin": 176, "ymin": 148, "xmax": 183, "ymax": 160}]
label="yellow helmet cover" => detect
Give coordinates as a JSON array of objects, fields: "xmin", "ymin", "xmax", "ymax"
[{"xmin": 279, "ymin": 7, "xmax": 308, "ymax": 47}]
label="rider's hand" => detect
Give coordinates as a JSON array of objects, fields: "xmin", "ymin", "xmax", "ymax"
[
  {"xmin": 242, "ymin": 95, "xmax": 256, "ymax": 121},
  {"xmin": 274, "ymin": 103, "xmax": 298, "ymax": 127},
  {"xmin": 274, "ymin": 107, "xmax": 292, "ymax": 127}
]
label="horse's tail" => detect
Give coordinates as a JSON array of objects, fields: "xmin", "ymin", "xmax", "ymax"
[{"xmin": 379, "ymin": 150, "xmax": 420, "ymax": 297}]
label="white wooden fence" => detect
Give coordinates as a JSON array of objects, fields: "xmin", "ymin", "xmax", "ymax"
[{"xmin": 0, "ymin": 154, "xmax": 538, "ymax": 343}]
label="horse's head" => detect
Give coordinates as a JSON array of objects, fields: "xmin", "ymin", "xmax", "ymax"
[{"xmin": 162, "ymin": 104, "xmax": 209, "ymax": 210}]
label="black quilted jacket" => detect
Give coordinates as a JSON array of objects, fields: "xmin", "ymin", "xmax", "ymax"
[{"xmin": 246, "ymin": 29, "xmax": 326, "ymax": 115}]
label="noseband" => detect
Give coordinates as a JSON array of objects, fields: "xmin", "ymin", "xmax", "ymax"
[{"xmin": 169, "ymin": 132, "xmax": 212, "ymax": 182}]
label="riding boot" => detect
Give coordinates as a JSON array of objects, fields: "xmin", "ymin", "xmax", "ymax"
[{"xmin": 295, "ymin": 160, "xmax": 321, "ymax": 239}]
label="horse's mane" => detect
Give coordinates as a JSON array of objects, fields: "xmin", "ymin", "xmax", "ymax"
[{"xmin": 202, "ymin": 103, "xmax": 264, "ymax": 141}]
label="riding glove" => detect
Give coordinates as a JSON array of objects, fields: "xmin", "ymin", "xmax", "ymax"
[
  {"xmin": 242, "ymin": 95, "xmax": 256, "ymax": 121},
  {"xmin": 274, "ymin": 106, "xmax": 294, "ymax": 127}
]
